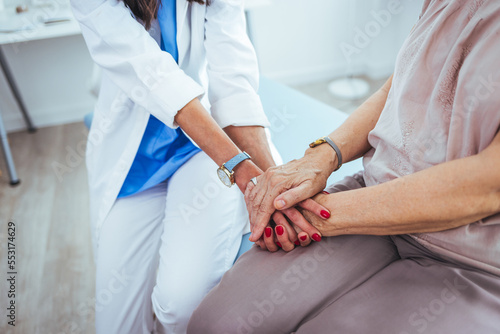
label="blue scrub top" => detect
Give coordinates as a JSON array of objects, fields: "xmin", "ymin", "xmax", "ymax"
[{"xmin": 118, "ymin": 0, "xmax": 201, "ymax": 198}]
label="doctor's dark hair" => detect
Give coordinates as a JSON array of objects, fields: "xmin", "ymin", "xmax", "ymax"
[{"xmin": 124, "ymin": 0, "xmax": 211, "ymax": 30}]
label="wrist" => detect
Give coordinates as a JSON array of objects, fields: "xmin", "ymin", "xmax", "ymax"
[
  {"xmin": 233, "ymin": 160, "xmax": 262, "ymax": 192},
  {"xmin": 305, "ymin": 144, "xmax": 338, "ymax": 175}
]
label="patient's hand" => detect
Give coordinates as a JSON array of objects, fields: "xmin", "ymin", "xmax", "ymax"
[
  {"xmin": 244, "ymin": 147, "xmax": 335, "ymax": 243},
  {"xmin": 253, "ymin": 193, "xmax": 329, "ymax": 252},
  {"xmin": 296, "ymin": 192, "xmax": 330, "ymax": 234},
  {"xmin": 254, "ymin": 210, "xmax": 312, "ymax": 252},
  {"xmin": 245, "ymin": 181, "xmax": 327, "ymax": 248}
]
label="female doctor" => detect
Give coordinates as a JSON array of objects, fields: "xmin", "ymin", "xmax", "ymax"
[{"xmin": 71, "ymin": 0, "xmax": 326, "ymax": 333}]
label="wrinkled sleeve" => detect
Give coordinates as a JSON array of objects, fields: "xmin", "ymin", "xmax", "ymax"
[
  {"xmin": 204, "ymin": 0, "xmax": 270, "ymax": 128},
  {"xmin": 70, "ymin": 0, "xmax": 204, "ymax": 128}
]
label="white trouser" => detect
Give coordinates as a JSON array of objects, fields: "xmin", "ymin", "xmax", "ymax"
[{"xmin": 92, "ymin": 152, "xmax": 249, "ymax": 334}]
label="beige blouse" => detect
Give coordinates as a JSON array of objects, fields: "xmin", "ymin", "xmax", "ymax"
[{"xmin": 363, "ymin": 0, "xmax": 500, "ymax": 275}]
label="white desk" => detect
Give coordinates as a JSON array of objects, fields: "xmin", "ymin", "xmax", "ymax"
[
  {"xmin": 0, "ymin": 4, "xmax": 80, "ymax": 185},
  {"xmin": 0, "ymin": 0, "xmax": 264, "ymax": 44},
  {"xmin": 0, "ymin": 5, "xmax": 80, "ymax": 44}
]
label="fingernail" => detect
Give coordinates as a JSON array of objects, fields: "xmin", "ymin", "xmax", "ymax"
[
  {"xmin": 322, "ymin": 191, "xmax": 329, "ymax": 194},
  {"xmin": 276, "ymin": 225, "xmax": 284, "ymax": 236},
  {"xmin": 276, "ymin": 242, "xmax": 282, "ymax": 248},
  {"xmin": 312, "ymin": 233, "xmax": 322, "ymax": 242},
  {"xmin": 265, "ymin": 227, "xmax": 272, "ymax": 238},
  {"xmin": 294, "ymin": 240, "xmax": 300, "ymax": 246},
  {"xmin": 300, "ymin": 235, "xmax": 307, "ymax": 241},
  {"xmin": 320, "ymin": 210, "xmax": 330, "ymax": 219},
  {"xmin": 275, "ymin": 199, "xmax": 286, "ymax": 209}
]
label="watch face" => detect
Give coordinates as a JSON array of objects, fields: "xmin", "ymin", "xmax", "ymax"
[{"xmin": 217, "ymin": 168, "xmax": 233, "ymax": 187}]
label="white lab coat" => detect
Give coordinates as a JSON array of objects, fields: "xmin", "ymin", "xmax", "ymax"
[{"xmin": 70, "ymin": 0, "xmax": 270, "ymax": 241}]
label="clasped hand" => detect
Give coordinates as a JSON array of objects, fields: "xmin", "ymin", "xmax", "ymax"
[{"xmin": 243, "ymin": 154, "xmax": 333, "ymax": 252}]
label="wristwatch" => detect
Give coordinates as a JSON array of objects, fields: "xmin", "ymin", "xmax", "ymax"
[
  {"xmin": 217, "ymin": 152, "xmax": 252, "ymax": 187},
  {"xmin": 309, "ymin": 136, "xmax": 343, "ymax": 171}
]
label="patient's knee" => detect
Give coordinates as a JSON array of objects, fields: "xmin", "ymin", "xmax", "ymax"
[
  {"xmin": 189, "ymin": 298, "xmax": 275, "ymax": 334},
  {"xmin": 188, "ymin": 304, "xmax": 231, "ymax": 334}
]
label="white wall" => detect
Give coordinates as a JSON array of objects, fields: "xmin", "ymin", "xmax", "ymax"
[{"xmin": 249, "ymin": 0, "xmax": 423, "ymax": 85}]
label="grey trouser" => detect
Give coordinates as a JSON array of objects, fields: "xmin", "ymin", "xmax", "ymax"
[{"xmin": 188, "ymin": 233, "xmax": 500, "ymax": 334}]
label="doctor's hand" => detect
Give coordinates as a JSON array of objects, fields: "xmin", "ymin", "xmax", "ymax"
[
  {"xmin": 233, "ymin": 160, "xmax": 264, "ymax": 194},
  {"xmin": 245, "ymin": 145, "xmax": 338, "ymax": 242}
]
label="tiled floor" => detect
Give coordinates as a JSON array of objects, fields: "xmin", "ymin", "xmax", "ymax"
[{"xmin": 293, "ymin": 75, "xmax": 389, "ymax": 115}]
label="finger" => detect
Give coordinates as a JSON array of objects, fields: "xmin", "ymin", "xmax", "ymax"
[
  {"xmin": 247, "ymin": 179, "xmax": 276, "ymax": 242},
  {"xmin": 256, "ymin": 238, "xmax": 266, "ymax": 251},
  {"xmin": 246, "ymin": 182, "xmax": 271, "ymax": 242},
  {"xmin": 255, "ymin": 235, "xmax": 268, "ymax": 250},
  {"xmin": 273, "ymin": 211, "xmax": 299, "ymax": 245},
  {"xmin": 250, "ymin": 222, "xmax": 270, "ymax": 242},
  {"xmin": 263, "ymin": 226, "xmax": 279, "ymax": 252},
  {"xmin": 244, "ymin": 182, "xmax": 256, "ymax": 216},
  {"xmin": 272, "ymin": 213, "xmax": 295, "ymax": 252},
  {"xmin": 274, "ymin": 225, "xmax": 296, "ymax": 252},
  {"xmin": 274, "ymin": 182, "xmax": 317, "ymax": 211},
  {"xmin": 288, "ymin": 225, "xmax": 311, "ymax": 247},
  {"xmin": 297, "ymin": 231, "xmax": 312, "ymax": 247},
  {"xmin": 244, "ymin": 181, "xmax": 255, "ymax": 201},
  {"xmin": 244, "ymin": 182, "xmax": 255, "ymax": 224},
  {"xmin": 298, "ymin": 198, "xmax": 330, "ymax": 219},
  {"xmin": 282, "ymin": 207, "xmax": 322, "ymax": 242},
  {"xmin": 248, "ymin": 201, "xmax": 275, "ymax": 242}
]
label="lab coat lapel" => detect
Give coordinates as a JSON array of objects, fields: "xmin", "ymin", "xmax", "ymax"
[{"xmin": 176, "ymin": 0, "xmax": 189, "ymax": 66}]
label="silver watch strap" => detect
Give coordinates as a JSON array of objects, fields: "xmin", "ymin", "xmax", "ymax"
[{"xmin": 323, "ymin": 137, "xmax": 342, "ymax": 171}]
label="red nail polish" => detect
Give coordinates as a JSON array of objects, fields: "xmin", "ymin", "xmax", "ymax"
[
  {"xmin": 322, "ymin": 191, "xmax": 329, "ymax": 194},
  {"xmin": 320, "ymin": 210, "xmax": 330, "ymax": 219},
  {"xmin": 300, "ymin": 235, "xmax": 307, "ymax": 241},
  {"xmin": 276, "ymin": 242, "xmax": 282, "ymax": 248},
  {"xmin": 312, "ymin": 233, "xmax": 322, "ymax": 242},
  {"xmin": 294, "ymin": 240, "xmax": 300, "ymax": 246},
  {"xmin": 265, "ymin": 227, "xmax": 272, "ymax": 238},
  {"xmin": 276, "ymin": 225, "xmax": 284, "ymax": 236}
]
